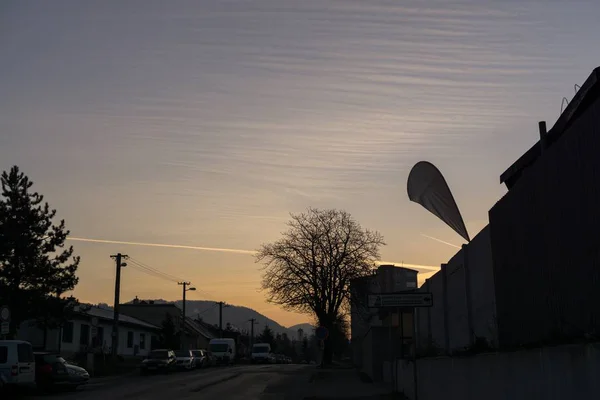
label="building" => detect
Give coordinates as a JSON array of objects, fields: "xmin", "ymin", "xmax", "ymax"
[
  {"xmin": 350, "ymin": 265, "xmax": 418, "ymax": 381},
  {"xmin": 489, "ymin": 66, "xmax": 600, "ymax": 348},
  {"xmin": 18, "ymin": 305, "xmax": 161, "ymax": 358},
  {"xmin": 119, "ymin": 299, "xmax": 214, "ymax": 349}
]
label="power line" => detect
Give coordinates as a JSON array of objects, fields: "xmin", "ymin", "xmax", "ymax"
[
  {"xmin": 127, "ymin": 260, "xmax": 179, "ymax": 283},
  {"xmin": 124, "ymin": 257, "xmax": 215, "ymax": 299},
  {"xmin": 128, "ymin": 257, "xmax": 184, "ymax": 282},
  {"xmin": 197, "ymin": 304, "xmax": 218, "ymax": 315},
  {"xmin": 129, "ymin": 261, "xmax": 178, "ymax": 282}
]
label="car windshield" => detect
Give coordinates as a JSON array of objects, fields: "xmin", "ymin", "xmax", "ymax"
[
  {"xmin": 209, "ymin": 343, "xmax": 228, "ymax": 353},
  {"xmin": 148, "ymin": 350, "xmax": 168, "ymax": 359},
  {"xmin": 43, "ymin": 354, "xmax": 66, "ymax": 364},
  {"xmin": 253, "ymin": 346, "xmax": 270, "ymax": 353},
  {"xmin": 175, "ymin": 350, "xmax": 191, "ymax": 357},
  {"xmin": 192, "ymin": 351, "xmax": 203, "ymax": 357}
]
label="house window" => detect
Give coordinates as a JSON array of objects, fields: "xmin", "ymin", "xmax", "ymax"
[
  {"xmin": 140, "ymin": 333, "xmax": 146, "ymax": 350},
  {"xmin": 127, "ymin": 331, "xmax": 134, "ymax": 348},
  {"xmin": 62, "ymin": 321, "xmax": 74, "ymax": 343},
  {"xmin": 80, "ymin": 324, "xmax": 90, "ymax": 346}
]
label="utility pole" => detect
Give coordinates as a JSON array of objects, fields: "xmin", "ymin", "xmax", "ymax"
[
  {"xmin": 216, "ymin": 301, "xmax": 228, "ymax": 338},
  {"xmin": 110, "ymin": 253, "xmax": 128, "ymax": 357},
  {"xmin": 178, "ymin": 282, "xmax": 196, "ymax": 349},
  {"xmin": 249, "ymin": 318, "xmax": 259, "ymax": 349}
]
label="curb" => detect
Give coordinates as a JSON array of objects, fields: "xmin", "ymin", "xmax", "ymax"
[{"xmin": 189, "ymin": 373, "xmax": 242, "ymax": 392}]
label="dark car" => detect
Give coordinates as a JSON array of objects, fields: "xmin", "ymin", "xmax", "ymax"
[
  {"xmin": 205, "ymin": 351, "xmax": 216, "ymax": 367},
  {"xmin": 191, "ymin": 350, "xmax": 207, "ymax": 369},
  {"xmin": 34, "ymin": 352, "xmax": 89, "ymax": 392},
  {"xmin": 140, "ymin": 349, "xmax": 177, "ymax": 375}
]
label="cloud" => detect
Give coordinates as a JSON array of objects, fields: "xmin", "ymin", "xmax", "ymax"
[
  {"xmin": 420, "ymin": 233, "xmax": 461, "ymax": 249},
  {"xmin": 67, "ymin": 237, "xmax": 439, "ymax": 271},
  {"xmin": 67, "ymin": 237, "xmax": 256, "ymax": 255}
]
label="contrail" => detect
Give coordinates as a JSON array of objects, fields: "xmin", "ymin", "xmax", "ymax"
[
  {"xmin": 67, "ymin": 237, "xmax": 439, "ymax": 271},
  {"xmin": 420, "ymin": 233, "xmax": 461, "ymax": 249},
  {"xmin": 67, "ymin": 237, "xmax": 257, "ymax": 255}
]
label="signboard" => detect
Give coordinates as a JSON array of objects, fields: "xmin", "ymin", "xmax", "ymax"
[
  {"xmin": 315, "ymin": 326, "xmax": 329, "ymax": 340},
  {"xmin": 91, "ymin": 326, "xmax": 98, "ymax": 337},
  {"xmin": 1, "ymin": 322, "xmax": 9, "ymax": 335},
  {"xmin": 0, "ymin": 306, "xmax": 10, "ymax": 322},
  {"xmin": 368, "ymin": 292, "xmax": 433, "ymax": 308},
  {"xmin": 91, "ymin": 317, "xmax": 99, "ymax": 327}
]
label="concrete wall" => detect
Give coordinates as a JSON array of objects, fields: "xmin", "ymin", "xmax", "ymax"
[
  {"xmin": 397, "ymin": 343, "xmax": 600, "ymax": 400},
  {"xmin": 416, "ymin": 226, "xmax": 496, "ymax": 354}
]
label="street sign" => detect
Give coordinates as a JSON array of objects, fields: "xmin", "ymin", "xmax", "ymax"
[
  {"xmin": 315, "ymin": 326, "xmax": 329, "ymax": 340},
  {"xmin": 0, "ymin": 306, "xmax": 10, "ymax": 322},
  {"xmin": 368, "ymin": 292, "xmax": 433, "ymax": 308},
  {"xmin": 1, "ymin": 322, "xmax": 9, "ymax": 335}
]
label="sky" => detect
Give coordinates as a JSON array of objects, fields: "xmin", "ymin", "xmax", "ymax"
[{"xmin": 1, "ymin": 0, "xmax": 599, "ymax": 327}]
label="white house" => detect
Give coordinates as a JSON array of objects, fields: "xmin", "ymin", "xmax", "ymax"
[{"xmin": 18, "ymin": 305, "xmax": 162, "ymax": 358}]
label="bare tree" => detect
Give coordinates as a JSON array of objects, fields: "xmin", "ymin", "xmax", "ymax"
[{"xmin": 256, "ymin": 208, "xmax": 385, "ymax": 363}]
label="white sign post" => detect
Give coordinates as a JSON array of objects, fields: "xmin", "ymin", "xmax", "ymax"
[{"xmin": 368, "ymin": 293, "xmax": 433, "ymax": 308}]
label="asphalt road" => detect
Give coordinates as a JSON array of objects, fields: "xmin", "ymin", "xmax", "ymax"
[{"xmin": 24, "ymin": 364, "xmax": 314, "ymax": 400}]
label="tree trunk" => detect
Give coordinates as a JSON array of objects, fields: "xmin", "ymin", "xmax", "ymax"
[{"xmin": 323, "ymin": 340, "xmax": 334, "ymax": 365}]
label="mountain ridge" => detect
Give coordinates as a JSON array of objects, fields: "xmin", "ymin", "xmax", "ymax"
[{"xmin": 101, "ymin": 299, "xmax": 313, "ymax": 338}]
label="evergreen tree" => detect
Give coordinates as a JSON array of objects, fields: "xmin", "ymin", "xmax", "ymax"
[
  {"xmin": 302, "ymin": 336, "xmax": 309, "ymax": 361},
  {"xmin": 256, "ymin": 324, "xmax": 276, "ymax": 348},
  {"xmin": 160, "ymin": 314, "xmax": 179, "ymax": 349},
  {"xmin": 0, "ymin": 166, "xmax": 80, "ymax": 336}
]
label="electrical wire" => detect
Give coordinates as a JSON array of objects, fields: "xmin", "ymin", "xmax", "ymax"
[{"xmin": 128, "ymin": 257, "xmax": 184, "ymax": 282}]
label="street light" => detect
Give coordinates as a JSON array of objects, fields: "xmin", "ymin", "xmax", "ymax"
[{"xmin": 178, "ymin": 283, "xmax": 196, "ymax": 348}]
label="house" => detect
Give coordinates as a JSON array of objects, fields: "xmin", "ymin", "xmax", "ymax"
[
  {"xmin": 18, "ymin": 305, "xmax": 161, "ymax": 358},
  {"xmin": 119, "ymin": 299, "xmax": 215, "ymax": 349}
]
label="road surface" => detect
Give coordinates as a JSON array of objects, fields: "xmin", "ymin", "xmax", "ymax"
[{"xmin": 25, "ymin": 364, "xmax": 313, "ymax": 400}]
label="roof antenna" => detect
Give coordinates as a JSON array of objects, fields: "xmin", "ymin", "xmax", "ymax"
[{"xmin": 561, "ymin": 97, "xmax": 569, "ymax": 114}]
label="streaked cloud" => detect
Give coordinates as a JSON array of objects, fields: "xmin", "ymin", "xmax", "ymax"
[
  {"xmin": 68, "ymin": 237, "xmax": 256, "ymax": 255},
  {"xmin": 2, "ymin": 0, "xmax": 597, "ymax": 326},
  {"xmin": 420, "ymin": 234, "xmax": 462, "ymax": 249}
]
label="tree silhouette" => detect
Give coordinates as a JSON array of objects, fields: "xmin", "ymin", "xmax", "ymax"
[
  {"xmin": 160, "ymin": 314, "xmax": 179, "ymax": 349},
  {"xmin": 0, "ymin": 166, "xmax": 80, "ymax": 337},
  {"xmin": 256, "ymin": 325, "xmax": 276, "ymax": 349},
  {"xmin": 256, "ymin": 208, "xmax": 384, "ymax": 364}
]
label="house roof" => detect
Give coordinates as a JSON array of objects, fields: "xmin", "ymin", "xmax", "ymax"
[
  {"xmin": 500, "ymin": 66, "xmax": 600, "ymax": 189},
  {"xmin": 191, "ymin": 319, "xmax": 217, "ymax": 340},
  {"xmin": 77, "ymin": 306, "xmax": 160, "ymax": 330}
]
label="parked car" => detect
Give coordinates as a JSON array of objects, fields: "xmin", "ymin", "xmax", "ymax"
[
  {"xmin": 251, "ymin": 343, "xmax": 271, "ymax": 364},
  {"xmin": 205, "ymin": 351, "xmax": 216, "ymax": 367},
  {"xmin": 174, "ymin": 350, "xmax": 196, "ymax": 370},
  {"xmin": 34, "ymin": 352, "xmax": 89, "ymax": 392},
  {"xmin": 0, "ymin": 340, "xmax": 35, "ymax": 390},
  {"xmin": 208, "ymin": 338, "xmax": 236, "ymax": 366},
  {"xmin": 140, "ymin": 349, "xmax": 177, "ymax": 375},
  {"xmin": 191, "ymin": 350, "xmax": 207, "ymax": 369}
]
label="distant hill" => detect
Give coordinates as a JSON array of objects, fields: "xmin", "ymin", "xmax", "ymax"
[
  {"xmin": 118, "ymin": 298, "xmax": 310, "ymax": 338},
  {"xmin": 288, "ymin": 323, "xmax": 316, "ymax": 334}
]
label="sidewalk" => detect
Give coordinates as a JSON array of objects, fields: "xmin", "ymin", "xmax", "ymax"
[{"xmin": 304, "ymin": 368, "xmax": 407, "ymax": 400}]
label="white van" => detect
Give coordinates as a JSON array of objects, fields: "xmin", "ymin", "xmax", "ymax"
[
  {"xmin": 0, "ymin": 340, "xmax": 36, "ymax": 389},
  {"xmin": 208, "ymin": 338, "xmax": 236, "ymax": 365},
  {"xmin": 251, "ymin": 343, "xmax": 271, "ymax": 364}
]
